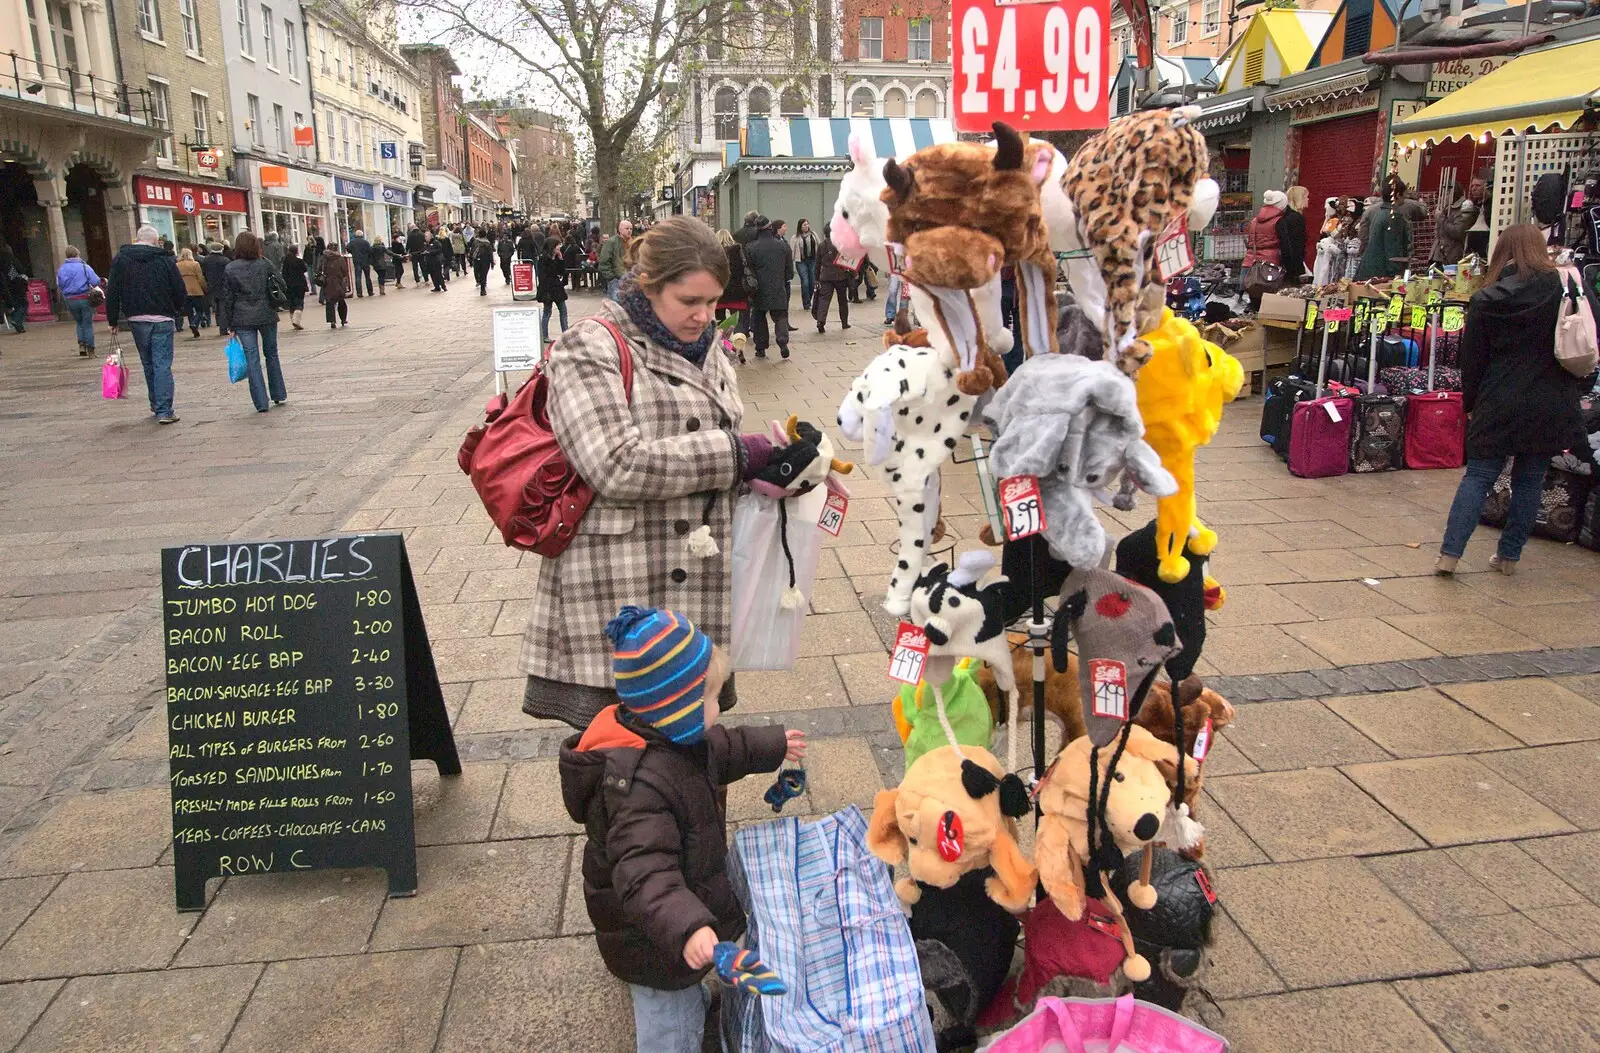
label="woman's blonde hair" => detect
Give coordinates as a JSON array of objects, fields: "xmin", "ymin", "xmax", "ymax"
[
  {"xmin": 625, "ymin": 217, "xmax": 730, "ymax": 293},
  {"xmin": 1486, "ymin": 223, "xmax": 1556, "ymax": 284},
  {"xmin": 1286, "ymin": 185, "xmax": 1309, "ymax": 211},
  {"xmin": 716, "ymin": 228, "xmax": 735, "ymax": 249},
  {"xmin": 179, "ymin": 248, "xmax": 194, "ymax": 262}
]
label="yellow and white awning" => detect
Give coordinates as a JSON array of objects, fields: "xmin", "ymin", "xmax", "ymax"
[{"xmin": 1391, "ymin": 37, "xmax": 1600, "ymax": 146}]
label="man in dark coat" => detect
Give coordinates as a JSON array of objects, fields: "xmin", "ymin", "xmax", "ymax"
[
  {"xmin": 1430, "ymin": 178, "xmax": 1486, "ymax": 266},
  {"xmin": 497, "ymin": 231, "xmax": 516, "ymax": 284},
  {"xmin": 743, "ymin": 218, "xmax": 795, "ymax": 359},
  {"xmin": 405, "ymin": 225, "xmax": 426, "ymax": 283},
  {"xmin": 346, "ymin": 230, "xmax": 373, "ymax": 297},
  {"xmin": 517, "ymin": 226, "xmax": 542, "ymax": 262},
  {"xmin": 732, "ymin": 210, "xmax": 762, "ymax": 247},
  {"xmin": 106, "ymin": 224, "xmax": 188, "ymax": 423},
  {"xmin": 200, "ymin": 242, "xmax": 231, "ymax": 334}
]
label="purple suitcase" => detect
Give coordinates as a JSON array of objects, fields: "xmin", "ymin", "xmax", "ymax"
[{"xmin": 1288, "ymin": 397, "xmax": 1354, "ymax": 478}]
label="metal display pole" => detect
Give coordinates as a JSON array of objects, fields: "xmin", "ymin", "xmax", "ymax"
[
  {"xmin": 1313, "ymin": 318, "xmax": 1334, "ymax": 398},
  {"xmin": 1027, "ymin": 541, "xmax": 1048, "ymax": 813}
]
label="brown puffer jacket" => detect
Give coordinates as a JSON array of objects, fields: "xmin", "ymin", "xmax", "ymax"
[{"xmin": 559, "ymin": 706, "xmax": 787, "ymax": 990}]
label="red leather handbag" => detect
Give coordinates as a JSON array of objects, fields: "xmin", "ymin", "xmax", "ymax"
[{"xmin": 458, "ymin": 317, "xmax": 634, "ymax": 556}]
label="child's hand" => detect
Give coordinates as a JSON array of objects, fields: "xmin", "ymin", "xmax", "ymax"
[
  {"xmin": 784, "ymin": 729, "xmax": 807, "ymax": 763},
  {"xmin": 683, "ymin": 926, "xmax": 718, "ymax": 970}
]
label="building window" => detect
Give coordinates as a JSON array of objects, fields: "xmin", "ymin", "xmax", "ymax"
[
  {"xmin": 346, "ymin": 43, "xmax": 356, "ymax": 86},
  {"xmin": 149, "ymin": 79, "xmax": 172, "ymax": 158},
  {"xmin": 859, "ymin": 17, "xmax": 882, "ymax": 60},
  {"xmin": 1170, "ymin": 7, "xmax": 1188, "ymax": 46},
  {"xmin": 42, "ymin": 0, "xmax": 78, "ymax": 80},
  {"xmin": 261, "ymin": 6, "xmax": 275, "ymax": 65},
  {"xmin": 318, "ymin": 26, "xmax": 328, "ymax": 72},
  {"xmin": 909, "ymin": 18, "xmax": 932, "ymax": 62},
  {"xmin": 883, "ymin": 87, "xmax": 906, "ymax": 117},
  {"xmin": 179, "ymin": 0, "xmax": 201, "ymax": 54},
  {"xmin": 340, "ymin": 114, "xmax": 350, "ymax": 163},
  {"xmin": 247, "ymin": 93, "xmax": 263, "ymax": 146},
  {"xmin": 138, "ymin": 0, "xmax": 161, "ymax": 39},
  {"xmin": 748, "ymin": 86, "xmax": 771, "ymax": 118},
  {"xmin": 850, "ymin": 86, "xmax": 875, "ymax": 117},
  {"xmin": 273, "ymin": 103, "xmax": 286, "ymax": 152},
  {"xmin": 713, "ymin": 86, "xmax": 738, "ymax": 140},
  {"xmin": 915, "ymin": 88, "xmax": 939, "ymax": 117},
  {"xmin": 284, "ymin": 19, "xmax": 296, "ymax": 75},
  {"xmin": 237, "ymin": 0, "xmax": 252, "ymax": 55},
  {"xmin": 780, "ymin": 86, "xmax": 806, "ymax": 117},
  {"xmin": 191, "ymin": 92, "xmax": 210, "ymax": 146},
  {"xmin": 333, "ymin": 35, "xmax": 342, "ymax": 80},
  {"xmin": 1201, "ymin": 0, "xmax": 1221, "ymax": 37}
]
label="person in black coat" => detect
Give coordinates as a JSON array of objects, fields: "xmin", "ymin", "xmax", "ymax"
[
  {"xmin": 423, "ymin": 231, "xmax": 448, "ymax": 291},
  {"xmin": 346, "ymin": 231, "xmax": 373, "ymax": 297},
  {"xmin": 389, "ymin": 231, "xmax": 408, "ymax": 289},
  {"xmin": 405, "ymin": 225, "xmax": 426, "ymax": 283},
  {"xmin": 200, "ymin": 243, "xmax": 231, "ymax": 334},
  {"xmin": 471, "ymin": 234, "xmax": 495, "ymax": 295},
  {"xmin": 535, "ymin": 239, "xmax": 568, "ymax": 346},
  {"xmin": 1437, "ymin": 224, "xmax": 1591, "ymax": 575},
  {"xmin": 281, "ymin": 244, "xmax": 310, "ymax": 329},
  {"xmin": 497, "ymin": 231, "xmax": 515, "ymax": 284},
  {"xmin": 743, "ymin": 218, "xmax": 794, "ymax": 359},
  {"xmin": 516, "ymin": 228, "xmax": 540, "ymax": 263},
  {"xmin": 1277, "ymin": 186, "xmax": 1309, "ymax": 284}
]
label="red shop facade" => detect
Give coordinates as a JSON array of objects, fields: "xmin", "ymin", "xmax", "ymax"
[
  {"xmin": 134, "ymin": 177, "xmax": 249, "ymax": 250},
  {"xmin": 1276, "ymin": 78, "xmax": 1384, "ymax": 272}
]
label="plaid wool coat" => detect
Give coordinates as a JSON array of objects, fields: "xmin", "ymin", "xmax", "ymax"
[{"xmin": 519, "ymin": 299, "xmax": 744, "ymax": 704}]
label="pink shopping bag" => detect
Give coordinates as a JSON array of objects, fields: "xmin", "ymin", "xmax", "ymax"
[
  {"xmin": 983, "ymin": 994, "xmax": 1229, "ymax": 1053},
  {"xmin": 101, "ymin": 350, "xmax": 128, "ymax": 400}
]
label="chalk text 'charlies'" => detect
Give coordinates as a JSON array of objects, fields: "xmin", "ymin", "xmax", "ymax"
[{"xmin": 173, "ymin": 537, "xmax": 374, "ymax": 588}]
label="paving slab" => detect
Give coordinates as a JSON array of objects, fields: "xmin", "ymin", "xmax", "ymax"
[
  {"xmin": 436, "ymin": 937, "xmax": 632, "ymax": 1053},
  {"xmin": 451, "ymin": 677, "xmax": 562, "ymax": 735},
  {"xmin": 1323, "ymin": 688, "xmax": 1519, "ymax": 758},
  {"xmin": 558, "ymin": 838, "xmax": 592, "ymax": 937},
  {"xmin": 1273, "ymin": 580, "xmax": 1410, "ymax": 621},
  {"xmin": 1203, "ymin": 907, "xmax": 1283, "ymax": 999},
  {"xmin": 13, "ymin": 964, "xmax": 259, "ymax": 1053},
  {"xmin": 223, "ymin": 948, "xmax": 456, "ymax": 1053},
  {"xmin": 832, "ymin": 651, "xmax": 896, "ymax": 706},
  {"xmin": 1474, "ymin": 742, "xmax": 1600, "ymax": 831},
  {"xmin": 0, "ymin": 868, "xmax": 201, "ymax": 980},
  {"xmin": 1206, "ymin": 768, "xmax": 1422, "ymax": 862},
  {"xmin": 796, "ymin": 610, "xmax": 881, "ymax": 659},
  {"xmin": 368, "ymin": 839, "xmax": 567, "ymax": 951},
  {"xmin": 176, "ymin": 868, "xmax": 388, "ymax": 967},
  {"xmin": 410, "ymin": 762, "xmax": 507, "ymax": 847},
  {"xmin": 1201, "ymin": 625, "xmax": 1331, "ymax": 675},
  {"xmin": 734, "ymin": 656, "xmax": 851, "ymax": 712},
  {"xmin": 1194, "ymin": 791, "xmax": 1269, "ymax": 868},
  {"xmin": 1222, "ymin": 698, "xmax": 1390, "ymax": 771},
  {"xmin": 0, "ymin": 979, "xmax": 63, "ymax": 1052},
  {"xmin": 1218, "ymin": 857, "xmax": 1466, "ymax": 988},
  {"xmin": 1445, "ymin": 842, "xmax": 1587, "ymax": 912},
  {"xmin": 1433, "ymin": 910, "xmax": 1582, "ymax": 970},
  {"xmin": 1216, "ymin": 982, "xmax": 1450, "ymax": 1053},
  {"xmin": 1439, "ymin": 678, "xmax": 1600, "ymax": 746},
  {"xmin": 1383, "ymin": 612, "xmax": 1544, "ymax": 657},
  {"xmin": 802, "ymin": 736, "xmax": 886, "ymax": 815},
  {"xmin": 1396, "ymin": 963, "xmax": 1600, "ymax": 1053},
  {"xmin": 1522, "ymin": 901, "xmax": 1600, "ymax": 957},
  {"xmin": 0, "ymin": 788, "xmax": 172, "ymax": 878},
  {"xmin": 1363, "ymin": 849, "xmax": 1513, "ymax": 924},
  {"xmin": 0, "ymin": 876, "xmax": 61, "ymax": 947},
  {"xmin": 491, "ymin": 760, "xmax": 579, "ymax": 840},
  {"xmin": 1344, "ymin": 755, "xmax": 1575, "ymax": 847},
  {"xmin": 1285, "ymin": 617, "xmax": 1440, "ymax": 667},
  {"xmin": 1480, "ymin": 601, "xmax": 1600, "ymax": 647},
  {"xmin": 1200, "ymin": 584, "xmax": 1314, "ymax": 628}
]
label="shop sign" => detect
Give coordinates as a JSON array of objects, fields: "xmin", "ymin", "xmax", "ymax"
[
  {"xmin": 293, "ymin": 124, "xmax": 316, "ymax": 147},
  {"xmin": 1289, "ymin": 88, "xmax": 1379, "ymax": 126},
  {"xmin": 380, "ymin": 185, "xmax": 409, "ymax": 206},
  {"xmin": 135, "ymin": 177, "xmax": 248, "ymax": 214},
  {"xmin": 951, "ymin": 0, "xmax": 1111, "ymax": 133},
  {"xmin": 1426, "ymin": 56, "xmax": 1509, "ymax": 99},
  {"xmin": 380, "ymin": 142, "xmax": 398, "ymax": 159},
  {"xmin": 257, "ymin": 165, "xmax": 331, "ymax": 203},
  {"xmin": 334, "ymin": 177, "xmax": 375, "ymax": 200},
  {"xmin": 413, "ymin": 186, "xmax": 435, "ymax": 207},
  {"xmin": 180, "ymin": 191, "xmax": 196, "ymax": 215},
  {"xmin": 196, "ymin": 149, "xmax": 219, "ymax": 171}
]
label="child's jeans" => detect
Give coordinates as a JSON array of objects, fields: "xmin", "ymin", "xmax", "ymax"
[{"xmin": 629, "ymin": 982, "xmax": 709, "ymax": 1053}]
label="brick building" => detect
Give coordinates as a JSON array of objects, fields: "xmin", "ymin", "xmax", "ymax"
[
  {"xmin": 467, "ymin": 105, "xmax": 578, "ymax": 219},
  {"xmin": 111, "ymin": 0, "xmax": 247, "ymax": 248},
  {"xmin": 837, "ymin": 0, "xmax": 950, "ymax": 117},
  {"xmin": 462, "ymin": 112, "xmax": 511, "ymax": 226},
  {"xmin": 398, "ymin": 43, "xmax": 466, "ymax": 226}
]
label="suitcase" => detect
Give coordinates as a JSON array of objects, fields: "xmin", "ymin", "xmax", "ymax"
[
  {"xmin": 1405, "ymin": 391, "xmax": 1466, "ymax": 470},
  {"xmin": 1378, "ymin": 335, "xmax": 1416, "ymax": 369},
  {"xmin": 1288, "ymin": 396, "xmax": 1354, "ymax": 478},
  {"xmin": 1262, "ymin": 376, "xmax": 1316, "ymax": 453},
  {"xmin": 1579, "ymin": 489, "xmax": 1600, "ymax": 552},
  {"xmin": 1381, "ymin": 365, "xmax": 1462, "ymax": 394},
  {"xmin": 1535, "ymin": 464, "xmax": 1595, "ymax": 543}
]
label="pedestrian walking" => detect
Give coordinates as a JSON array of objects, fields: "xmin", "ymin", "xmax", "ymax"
[
  {"xmin": 498, "ymin": 230, "xmax": 515, "ymax": 284},
  {"xmin": 175, "ymin": 248, "xmax": 207, "ymax": 339},
  {"xmin": 732, "ymin": 210, "xmax": 762, "ymax": 247},
  {"xmin": 744, "ymin": 217, "xmax": 794, "ymax": 359},
  {"xmin": 449, "ymin": 227, "xmax": 468, "ymax": 277},
  {"xmin": 262, "ymin": 231, "xmax": 285, "ymax": 270},
  {"xmin": 472, "ymin": 232, "xmax": 494, "ymax": 295},
  {"xmin": 221, "ymin": 230, "xmax": 290, "ymax": 414},
  {"xmin": 406, "ymin": 225, "xmax": 426, "ymax": 283},
  {"xmin": 517, "ymin": 225, "xmax": 540, "ymax": 263},
  {"xmin": 425, "ymin": 231, "xmax": 448, "ymax": 292},
  {"xmin": 105, "ymin": 224, "xmax": 186, "ymax": 424},
  {"xmin": 564, "ymin": 228, "xmax": 587, "ymax": 290},
  {"xmin": 791, "ymin": 218, "xmax": 818, "ymax": 311},
  {"xmin": 598, "ymin": 219, "xmax": 632, "ymax": 301},
  {"xmin": 714, "ymin": 228, "xmax": 750, "ymax": 342},
  {"xmin": 347, "ymin": 230, "xmax": 374, "ymax": 297},
  {"xmin": 311, "ymin": 236, "xmax": 328, "ymax": 304},
  {"xmin": 0, "ymin": 241, "xmax": 27, "ymax": 335},
  {"xmin": 389, "ymin": 231, "xmax": 407, "ymax": 288},
  {"xmin": 1436, "ymin": 224, "xmax": 1590, "ymax": 576},
  {"xmin": 281, "ymin": 243, "xmax": 309, "ymax": 329},
  {"xmin": 317, "ymin": 242, "xmax": 353, "ymax": 327},
  {"xmin": 1279, "ymin": 186, "xmax": 1310, "ymax": 285},
  {"xmin": 536, "ymin": 236, "xmax": 568, "ymax": 346},
  {"xmin": 202, "ymin": 241, "xmax": 231, "ymax": 334},
  {"xmin": 371, "ymin": 238, "xmax": 390, "ymax": 296},
  {"xmin": 56, "ymin": 245, "xmax": 103, "ymax": 356},
  {"xmin": 812, "ymin": 229, "xmax": 852, "ymax": 333}
]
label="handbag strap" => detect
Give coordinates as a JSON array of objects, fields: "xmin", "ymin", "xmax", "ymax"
[{"xmin": 587, "ymin": 316, "xmax": 635, "ymax": 402}]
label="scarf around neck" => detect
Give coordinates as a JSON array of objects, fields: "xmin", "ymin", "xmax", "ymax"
[{"xmin": 619, "ymin": 276, "xmax": 715, "ymax": 365}]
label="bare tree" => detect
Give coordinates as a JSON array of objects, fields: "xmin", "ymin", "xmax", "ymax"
[{"xmin": 390, "ymin": 0, "xmax": 820, "ymax": 227}]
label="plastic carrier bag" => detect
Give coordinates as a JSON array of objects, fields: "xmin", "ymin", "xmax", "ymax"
[{"xmin": 730, "ymin": 487, "xmax": 824, "ymax": 671}]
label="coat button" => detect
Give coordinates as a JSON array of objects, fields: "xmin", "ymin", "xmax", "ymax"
[
  {"xmin": 670, "ymin": 568, "xmax": 688, "ymax": 584},
  {"xmin": 673, "ymin": 519, "xmax": 691, "ymax": 535},
  {"xmin": 667, "ymin": 376, "xmax": 683, "ymax": 387},
  {"xmin": 686, "ymin": 417, "xmax": 700, "ymax": 432}
]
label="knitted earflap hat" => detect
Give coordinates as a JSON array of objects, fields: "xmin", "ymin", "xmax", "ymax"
[
  {"xmin": 1053, "ymin": 566, "xmax": 1182, "ymax": 748},
  {"xmin": 605, "ymin": 606, "xmax": 713, "ymax": 745}
]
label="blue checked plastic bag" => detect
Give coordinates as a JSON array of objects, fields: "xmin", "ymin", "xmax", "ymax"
[
  {"xmin": 722, "ymin": 806, "xmax": 936, "ymax": 1053},
  {"xmin": 225, "ymin": 335, "xmax": 248, "ymax": 384}
]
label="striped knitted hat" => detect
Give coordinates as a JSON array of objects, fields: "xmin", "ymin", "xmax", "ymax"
[{"xmin": 605, "ymin": 606, "xmax": 712, "ymax": 744}]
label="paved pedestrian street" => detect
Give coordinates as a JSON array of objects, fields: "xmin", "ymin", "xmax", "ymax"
[{"xmin": 2, "ymin": 281, "xmax": 1599, "ymax": 1052}]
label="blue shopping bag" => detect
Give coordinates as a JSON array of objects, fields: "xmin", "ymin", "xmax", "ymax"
[
  {"xmin": 225, "ymin": 335, "xmax": 247, "ymax": 383},
  {"xmin": 723, "ymin": 806, "xmax": 936, "ymax": 1053}
]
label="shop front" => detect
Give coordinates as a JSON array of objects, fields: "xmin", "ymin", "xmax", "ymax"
[
  {"xmin": 251, "ymin": 162, "xmax": 332, "ymax": 250},
  {"xmin": 134, "ymin": 176, "xmax": 248, "ymax": 251},
  {"xmin": 425, "ymin": 175, "xmax": 463, "ymax": 228},
  {"xmin": 1271, "ymin": 73, "xmax": 1385, "ymax": 271},
  {"xmin": 333, "ymin": 177, "xmax": 377, "ymax": 244},
  {"xmin": 412, "ymin": 186, "xmax": 435, "ymax": 230},
  {"xmin": 378, "ymin": 185, "xmax": 410, "ymax": 239}
]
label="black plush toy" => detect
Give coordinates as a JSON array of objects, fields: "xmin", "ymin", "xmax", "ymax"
[{"xmin": 1115, "ymin": 520, "xmax": 1207, "ymax": 682}]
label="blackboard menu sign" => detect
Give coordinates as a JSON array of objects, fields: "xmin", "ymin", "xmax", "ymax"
[{"xmin": 161, "ymin": 533, "xmax": 460, "ymax": 911}]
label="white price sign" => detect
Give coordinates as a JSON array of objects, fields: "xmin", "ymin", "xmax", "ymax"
[
  {"xmin": 953, "ymin": 0, "xmax": 1110, "ymax": 134},
  {"xmin": 817, "ymin": 492, "xmax": 848, "ymax": 537},
  {"xmin": 1000, "ymin": 474, "xmax": 1046, "ymax": 541}
]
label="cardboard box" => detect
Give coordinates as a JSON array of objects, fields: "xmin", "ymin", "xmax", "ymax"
[
  {"xmin": 1224, "ymin": 324, "xmax": 1264, "ymax": 375},
  {"xmin": 1258, "ymin": 292, "xmax": 1310, "ymax": 323}
]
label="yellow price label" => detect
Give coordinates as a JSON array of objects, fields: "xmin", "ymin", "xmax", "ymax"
[
  {"xmin": 1303, "ymin": 302, "xmax": 1318, "ymax": 330},
  {"xmin": 1441, "ymin": 305, "xmax": 1466, "ymax": 333},
  {"xmin": 1426, "ymin": 288, "xmax": 1443, "ymax": 307},
  {"xmin": 1410, "ymin": 305, "xmax": 1427, "ymax": 329},
  {"xmin": 1354, "ymin": 301, "xmax": 1369, "ymax": 329},
  {"xmin": 1388, "ymin": 295, "xmax": 1404, "ymax": 321}
]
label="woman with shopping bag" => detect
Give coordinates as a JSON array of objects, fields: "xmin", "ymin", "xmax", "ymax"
[{"xmin": 518, "ymin": 217, "xmax": 828, "ymax": 729}]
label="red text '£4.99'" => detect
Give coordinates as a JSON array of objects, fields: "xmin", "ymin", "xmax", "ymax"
[{"xmin": 953, "ymin": 0, "xmax": 1110, "ymax": 134}]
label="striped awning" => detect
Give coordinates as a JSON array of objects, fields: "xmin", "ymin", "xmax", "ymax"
[{"xmin": 728, "ymin": 117, "xmax": 957, "ymax": 164}]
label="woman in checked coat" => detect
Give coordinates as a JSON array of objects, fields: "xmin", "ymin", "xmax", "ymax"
[{"xmin": 522, "ymin": 218, "xmax": 780, "ymax": 728}]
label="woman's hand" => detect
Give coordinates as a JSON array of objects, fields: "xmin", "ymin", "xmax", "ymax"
[{"xmin": 784, "ymin": 729, "xmax": 807, "ymax": 763}]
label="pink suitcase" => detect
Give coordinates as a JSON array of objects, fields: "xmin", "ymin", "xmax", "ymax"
[
  {"xmin": 1288, "ymin": 396, "xmax": 1354, "ymax": 478},
  {"xmin": 1404, "ymin": 391, "xmax": 1465, "ymax": 470}
]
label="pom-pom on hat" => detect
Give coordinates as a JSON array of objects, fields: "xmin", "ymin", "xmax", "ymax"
[{"xmin": 605, "ymin": 606, "xmax": 712, "ymax": 744}]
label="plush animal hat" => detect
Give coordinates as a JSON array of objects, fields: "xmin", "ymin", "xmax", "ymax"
[
  {"xmin": 1115, "ymin": 519, "xmax": 1221, "ymax": 684},
  {"xmin": 1051, "ymin": 567, "xmax": 1181, "ymax": 747},
  {"xmin": 867, "ymin": 744, "xmax": 1036, "ymax": 912}
]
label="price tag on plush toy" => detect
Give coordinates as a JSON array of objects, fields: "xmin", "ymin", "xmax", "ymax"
[
  {"xmin": 1192, "ymin": 717, "xmax": 1213, "ymax": 763},
  {"xmin": 888, "ymin": 623, "xmax": 930, "ymax": 685},
  {"xmin": 1088, "ymin": 658, "xmax": 1129, "ymax": 721},
  {"xmin": 1441, "ymin": 305, "xmax": 1466, "ymax": 333},
  {"xmin": 1195, "ymin": 869, "xmax": 1218, "ymax": 904},
  {"xmin": 1000, "ymin": 475, "xmax": 1046, "ymax": 541},
  {"xmin": 817, "ymin": 492, "xmax": 849, "ymax": 537},
  {"xmin": 1154, "ymin": 215, "xmax": 1193, "ymax": 280},
  {"xmin": 1388, "ymin": 295, "xmax": 1404, "ymax": 322},
  {"xmin": 951, "ymin": 0, "xmax": 1110, "ymax": 133}
]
